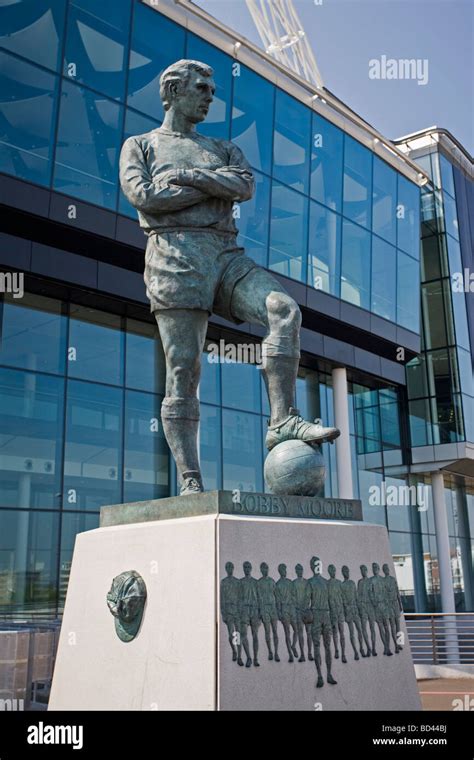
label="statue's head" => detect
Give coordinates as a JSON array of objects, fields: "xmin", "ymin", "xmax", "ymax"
[
  {"xmin": 360, "ymin": 564, "xmax": 368, "ymax": 577},
  {"xmin": 295, "ymin": 563, "xmax": 303, "ymax": 577},
  {"xmin": 328, "ymin": 564, "xmax": 336, "ymax": 578},
  {"xmin": 243, "ymin": 561, "xmax": 252, "ymax": 576},
  {"xmin": 382, "ymin": 563, "xmax": 390, "ymax": 576},
  {"xmin": 372, "ymin": 562, "xmax": 380, "ymax": 575},
  {"xmin": 159, "ymin": 59, "xmax": 215, "ymax": 123},
  {"xmin": 260, "ymin": 562, "xmax": 269, "ymax": 576},
  {"xmin": 310, "ymin": 556, "xmax": 321, "ymax": 574},
  {"xmin": 225, "ymin": 561, "xmax": 234, "ymax": 575},
  {"xmin": 342, "ymin": 565, "xmax": 350, "ymax": 579},
  {"xmin": 106, "ymin": 570, "xmax": 147, "ymax": 642},
  {"xmin": 278, "ymin": 563, "xmax": 287, "ymax": 577}
]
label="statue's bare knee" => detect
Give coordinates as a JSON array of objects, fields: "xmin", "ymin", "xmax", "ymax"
[
  {"xmin": 165, "ymin": 350, "xmax": 201, "ymax": 398},
  {"xmin": 266, "ymin": 292, "xmax": 301, "ymax": 333}
]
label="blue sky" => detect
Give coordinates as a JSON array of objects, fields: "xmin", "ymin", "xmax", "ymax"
[{"xmin": 195, "ymin": 0, "xmax": 474, "ymax": 154}]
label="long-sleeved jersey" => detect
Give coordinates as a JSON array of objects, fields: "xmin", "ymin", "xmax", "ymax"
[{"xmin": 119, "ymin": 127, "xmax": 255, "ymax": 233}]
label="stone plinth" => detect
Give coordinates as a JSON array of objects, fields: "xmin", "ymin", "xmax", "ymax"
[{"xmin": 49, "ymin": 493, "xmax": 420, "ymax": 711}]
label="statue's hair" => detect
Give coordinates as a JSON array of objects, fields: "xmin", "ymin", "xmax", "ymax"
[{"xmin": 159, "ymin": 59, "xmax": 214, "ymax": 110}]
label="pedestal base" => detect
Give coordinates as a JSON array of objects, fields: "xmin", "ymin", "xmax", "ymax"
[{"xmin": 49, "ymin": 498, "xmax": 421, "ymax": 711}]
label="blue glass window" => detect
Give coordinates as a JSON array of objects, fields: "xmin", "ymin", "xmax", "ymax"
[
  {"xmin": 0, "ymin": 0, "xmax": 66, "ymax": 72},
  {"xmin": 231, "ymin": 65, "xmax": 274, "ymax": 175},
  {"xmin": 0, "ymin": 52, "xmax": 58, "ymax": 186},
  {"xmin": 59, "ymin": 512, "xmax": 99, "ymax": 607},
  {"xmin": 406, "ymin": 355, "xmax": 429, "ymax": 398},
  {"xmin": 237, "ymin": 170, "xmax": 270, "ymax": 268},
  {"xmin": 63, "ymin": 380, "xmax": 122, "ymax": 511},
  {"xmin": 296, "ymin": 369, "xmax": 320, "ymax": 422},
  {"xmin": 461, "ymin": 395, "xmax": 473, "ymax": 442},
  {"xmin": 0, "ymin": 367, "xmax": 64, "ymax": 510},
  {"xmin": 127, "ymin": 5, "xmax": 185, "ymax": 122},
  {"xmin": 200, "ymin": 404, "xmax": 222, "ymax": 490},
  {"xmin": 422, "ymin": 281, "xmax": 449, "ymax": 350},
  {"xmin": 0, "ymin": 293, "xmax": 67, "ymax": 375},
  {"xmin": 68, "ymin": 305, "xmax": 124, "ymax": 386},
  {"xmin": 443, "ymin": 193, "xmax": 459, "ymax": 241},
  {"xmin": 124, "ymin": 390, "xmax": 168, "ymax": 502},
  {"xmin": 397, "ymin": 251, "xmax": 420, "ymax": 331},
  {"xmin": 308, "ymin": 201, "xmax": 341, "ymax": 296},
  {"xmin": 343, "ymin": 136, "xmax": 372, "ymax": 229},
  {"xmin": 439, "ymin": 153, "xmax": 456, "ymax": 198},
  {"xmin": 63, "ymin": 2, "xmax": 130, "ymax": 100},
  {"xmin": 372, "ymin": 157, "xmax": 397, "ymax": 245},
  {"xmin": 397, "ymin": 175, "xmax": 420, "ymax": 258},
  {"xmin": 310, "ymin": 113, "xmax": 343, "ymax": 212},
  {"xmin": 273, "ymin": 89, "xmax": 311, "ymax": 194},
  {"xmin": 125, "ymin": 319, "xmax": 165, "ymax": 394},
  {"xmin": 421, "ymin": 186, "xmax": 443, "ymax": 238},
  {"xmin": 200, "ymin": 349, "xmax": 221, "ymax": 406},
  {"xmin": 269, "ymin": 181, "xmax": 308, "ymax": 282},
  {"xmin": 0, "ymin": 509, "xmax": 60, "ymax": 615},
  {"xmin": 432, "ymin": 392, "xmax": 464, "ymax": 444},
  {"xmin": 221, "ymin": 360, "xmax": 261, "ymax": 413},
  {"xmin": 358, "ymin": 470, "xmax": 386, "ymax": 526},
  {"xmin": 379, "ymin": 392, "xmax": 401, "ymax": 448},
  {"xmin": 409, "ymin": 399, "xmax": 432, "ymax": 446},
  {"xmin": 450, "ymin": 286, "xmax": 470, "ymax": 351},
  {"xmin": 414, "ymin": 153, "xmax": 434, "ymax": 184},
  {"xmin": 340, "ymin": 219, "xmax": 371, "ymax": 310},
  {"xmin": 70, "ymin": 0, "xmax": 131, "ymax": 28},
  {"xmin": 446, "ymin": 234, "xmax": 463, "ymax": 279},
  {"xmin": 222, "ymin": 409, "xmax": 263, "ymax": 492},
  {"xmin": 186, "ymin": 34, "xmax": 232, "ymax": 139},
  {"xmin": 421, "ymin": 235, "xmax": 448, "ymax": 282},
  {"xmin": 119, "ymin": 109, "xmax": 160, "ymax": 218},
  {"xmin": 54, "ymin": 81, "xmax": 122, "ymax": 209},
  {"xmin": 371, "ymin": 237, "xmax": 396, "ymax": 321},
  {"xmin": 457, "ymin": 349, "xmax": 473, "ymax": 397}
]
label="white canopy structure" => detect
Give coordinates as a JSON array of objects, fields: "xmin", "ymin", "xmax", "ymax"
[{"xmin": 245, "ymin": 0, "xmax": 324, "ymax": 88}]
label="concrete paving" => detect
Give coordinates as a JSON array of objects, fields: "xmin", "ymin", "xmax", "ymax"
[{"xmin": 418, "ymin": 678, "xmax": 474, "ymax": 711}]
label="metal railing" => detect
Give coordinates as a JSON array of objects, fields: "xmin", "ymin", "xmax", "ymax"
[
  {"xmin": 405, "ymin": 613, "xmax": 474, "ymax": 665},
  {"xmin": 0, "ymin": 621, "xmax": 61, "ymax": 710}
]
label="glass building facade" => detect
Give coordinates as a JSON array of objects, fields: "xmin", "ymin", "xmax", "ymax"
[
  {"xmin": 0, "ymin": 1, "xmax": 472, "ymax": 633},
  {"xmin": 0, "ymin": 0, "xmax": 421, "ymax": 327},
  {"xmin": 406, "ymin": 150, "xmax": 473, "ymax": 446}
]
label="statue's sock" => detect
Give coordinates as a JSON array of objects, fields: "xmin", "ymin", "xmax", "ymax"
[
  {"xmin": 161, "ymin": 397, "xmax": 201, "ymax": 479},
  {"xmin": 260, "ymin": 355, "xmax": 299, "ymax": 425}
]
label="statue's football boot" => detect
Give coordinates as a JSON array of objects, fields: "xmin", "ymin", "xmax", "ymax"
[
  {"xmin": 180, "ymin": 470, "xmax": 204, "ymax": 496},
  {"xmin": 265, "ymin": 406, "xmax": 340, "ymax": 451}
]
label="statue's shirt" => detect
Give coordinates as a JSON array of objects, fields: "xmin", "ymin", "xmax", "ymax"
[
  {"xmin": 306, "ymin": 575, "xmax": 330, "ymax": 612},
  {"xmin": 119, "ymin": 128, "xmax": 254, "ymax": 234},
  {"xmin": 292, "ymin": 577, "xmax": 308, "ymax": 608},
  {"xmin": 220, "ymin": 575, "xmax": 240, "ymax": 613},
  {"xmin": 341, "ymin": 579, "xmax": 358, "ymax": 609},
  {"xmin": 239, "ymin": 576, "xmax": 259, "ymax": 607},
  {"xmin": 257, "ymin": 576, "xmax": 276, "ymax": 605},
  {"xmin": 275, "ymin": 577, "xmax": 296, "ymax": 608}
]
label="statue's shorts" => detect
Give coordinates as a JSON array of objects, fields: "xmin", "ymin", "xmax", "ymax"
[
  {"xmin": 144, "ymin": 229, "xmax": 259, "ymax": 324},
  {"xmin": 311, "ymin": 610, "xmax": 332, "ymax": 641},
  {"xmin": 260, "ymin": 603, "xmax": 278, "ymax": 624},
  {"xmin": 329, "ymin": 606, "xmax": 345, "ymax": 625},
  {"xmin": 342, "ymin": 604, "xmax": 359, "ymax": 624},
  {"xmin": 296, "ymin": 608, "xmax": 314, "ymax": 626},
  {"xmin": 389, "ymin": 603, "xmax": 400, "ymax": 621},
  {"xmin": 222, "ymin": 613, "xmax": 240, "ymax": 629},
  {"xmin": 373, "ymin": 603, "xmax": 388, "ymax": 623},
  {"xmin": 240, "ymin": 604, "xmax": 260, "ymax": 627},
  {"xmin": 359, "ymin": 605, "xmax": 376, "ymax": 624},
  {"xmin": 279, "ymin": 604, "xmax": 297, "ymax": 626}
]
